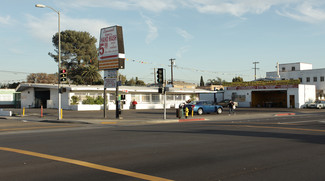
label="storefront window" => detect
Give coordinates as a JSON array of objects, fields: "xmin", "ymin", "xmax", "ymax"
[
  {"xmin": 152, "ymin": 94, "xmax": 160, "ymax": 102},
  {"xmin": 109, "ymin": 93, "xmax": 115, "ymax": 102},
  {"xmin": 175, "ymin": 95, "xmax": 183, "ymax": 100},
  {"xmin": 141, "ymin": 94, "xmax": 150, "ymax": 102},
  {"xmin": 167, "ymin": 95, "xmax": 174, "ymax": 100},
  {"xmin": 131, "ymin": 94, "xmax": 140, "ymax": 102}
]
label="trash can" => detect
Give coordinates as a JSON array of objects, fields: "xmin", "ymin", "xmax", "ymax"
[{"xmin": 176, "ymin": 109, "xmax": 182, "ymax": 119}]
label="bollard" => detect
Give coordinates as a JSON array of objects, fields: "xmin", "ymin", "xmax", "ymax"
[
  {"xmin": 192, "ymin": 109, "xmax": 194, "ymax": 117},
  {"xmin": 61, "ymin": 108, "xmax": 63, "ymax": 119},
  {"xmin": 41, "ymin": 106, "xmax": 43, "ymax": 118},
  {"xmin": 22, "ymin": 107, "xmax": 25, "ymax": 117}
]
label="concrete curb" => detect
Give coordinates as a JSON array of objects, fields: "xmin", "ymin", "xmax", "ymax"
[{"xmin": 178, "ymin": 118, "xmax": 206, "ymax": 122}]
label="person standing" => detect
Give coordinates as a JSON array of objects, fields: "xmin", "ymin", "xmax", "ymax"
[
  {"xmin": 132, "ymin": 100, "xmax": 137, "ymax": 109},
  {"xmin": 228, "ymin": 100, "xmax": 235, "ymax": 115}
]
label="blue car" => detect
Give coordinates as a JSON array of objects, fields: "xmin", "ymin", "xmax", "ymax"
[{"xmin": 185, "ymin": 101, "xmax": 223, "ymax": 115}]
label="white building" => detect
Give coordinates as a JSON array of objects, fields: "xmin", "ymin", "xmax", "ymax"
[
  {"xmin": 224, "ymin": 83, "xmax": 315, "ymax": 108},
  {"xmin": 266, "ymin": 62, "xmax": 325, "ymax": 99},
  {"xmin": 16, "ymin": 83, "xmax": 217, "ymax": 111},
  {"xmin": 0, "ymin": 89, "xmax": 20, "ymax": 108}
]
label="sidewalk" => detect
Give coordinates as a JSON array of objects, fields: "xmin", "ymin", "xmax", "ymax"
[{"xmin": 1, "ymin": 108, "xmax": 304, "ymax": 126}]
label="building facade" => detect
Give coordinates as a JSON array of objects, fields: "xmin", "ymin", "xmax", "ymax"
[
  {"xmin": 0, "ymin": 89, "xmax": 20, "ymax": 108},
  {"xmin": 266, "ymin": 62, "xmax": 325, "ymax": 99},
  {"xmin": 16, "ymin": 83, "xmax": 217, "ymax": 111},
  {"xmin": 224, "ymin": 84, "xmax": 315, "ymax": 108}
]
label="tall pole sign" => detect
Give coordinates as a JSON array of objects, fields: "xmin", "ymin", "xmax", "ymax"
[
  {"xmin": 99, "ymin": 25, "xmax": 125, "ymax": 119},
  {"xmin": 98, "ymin": 26, "xmax": 125, "ymax": 70}
]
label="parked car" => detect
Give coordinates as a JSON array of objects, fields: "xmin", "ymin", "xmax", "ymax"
[
  {"xmin": 306, "ymin": 100, "xmax": 325, "ymax": 109},
  {"xmin": 217, "ymin": 99, "xmax": 238, "ymax": 108},
  {"xmin": 184, "ymin": 101, "xmax": 223, "ymax": 115}
]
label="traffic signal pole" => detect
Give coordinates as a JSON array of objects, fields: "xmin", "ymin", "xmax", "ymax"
[
  {"xmin": 116, "ymin": 70, "xmax": 119, "ymax": 119},
  {"xmin": 58, "ymin": 11, "xmax": 61, "ymax": 120},
  {"xmin": 164, "ymin": 85, "xmax": 166, "ymax": 120},
  {"xmin": 156, "ymin": 68, "xmax": 166, "ymax": 120}
]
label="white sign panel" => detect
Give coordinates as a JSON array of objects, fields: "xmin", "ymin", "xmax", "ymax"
[
  {"xmin": 104, "ymin": 69, "xmax": 118, "ymax": 79},
  {"xmin": 99, "ymin": 26, "xmax": 119, "ymax": 60},
  {"xmin": 98, "ymin": 26, "xmax": 125, "ymax": 70},
  {"xmin": 104, "ymin": 78, "xmax": 117, "ymax": 88}
]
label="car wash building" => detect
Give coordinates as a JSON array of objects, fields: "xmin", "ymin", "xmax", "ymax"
[{"xmin": 224, "ymin": 80, "xmax": 315, "ymax": 108}]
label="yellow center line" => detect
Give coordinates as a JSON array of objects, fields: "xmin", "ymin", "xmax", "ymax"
[
  {"xmin": 0, "ymin": 125, "xmax": 77, "ymax": 132},
  {"xmin": 0, "ymin": 147, "xmax": 173, "ymax": 181}
]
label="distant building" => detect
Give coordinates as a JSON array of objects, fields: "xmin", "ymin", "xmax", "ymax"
[
  {"xmin": 198, "ymin": 85, "xmax": 224, "ymax": 91},
  {"xmin": 0, "ymin": 89, "xmax": 20, "ymax": 108},
  {"xmin": 266, "ymin": 62, "xmax": 325, "ymax": 99},
  {"xmin": 172, "ymin": 81, "xmax": 196, "ymax": 89}
]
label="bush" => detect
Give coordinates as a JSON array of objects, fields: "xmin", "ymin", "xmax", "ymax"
[
  {"xmin": 82, "ymin": 96, "xmax": 104, "ymax": 105},
  {"xmin": 71, "ymin": 96, "xmax": 80, "ymax": 105}
]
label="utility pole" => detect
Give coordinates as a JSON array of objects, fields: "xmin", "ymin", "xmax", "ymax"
[
  {"xmin": 169, "ymin": 58, "xmax": 176, "ymax": 85},
  {"xmin": 253, "ymin": 61, "xmax": 260, "ymax": 80}
]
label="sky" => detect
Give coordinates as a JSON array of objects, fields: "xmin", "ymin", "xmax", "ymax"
[{"xmin": 1, "ymin": 0, "xmax": 325, "ymax": 85}]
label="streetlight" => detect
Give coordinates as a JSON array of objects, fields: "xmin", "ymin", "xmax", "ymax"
[{"xmin": 35, "ymin": 4, "xmax": 62, "ymax": 120}]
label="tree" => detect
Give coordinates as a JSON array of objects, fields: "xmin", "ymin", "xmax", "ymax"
[
  {"xmin": 0, "ymin": 82, "xmax": 20, "ymax": 89},
  {"xmin": 119, "ymin": 74, "xmax": 127, "ymax": 85},
  {"xmin": 207, "ymin": 77, "xmax": 225, "ymax": 85},
  {"xmin": 232, "ymin": 76, "xmax": 244, "ymax": 82},
  {"xmin": 49, "ymin": 30, "xmax": 98, "ymax": 84},
  {"xmin": 200, "ymin": 76, "xmax": 205, "ymax": 86},
  {"xmin": 124, "ymin": 77, "xmax": 146, "ymax": 86},
  {"xmin": 26, "ymin": 73, "xmax": 58, "ymax": 84},
  {"xmin": 81, "ymin": 65, "xmax": 102, "ymax": 85},
  {"xmin": 135, "ymin": 77, "xmax": 146, "ymax": 86},
  {"xmin": 126, "ymin": 78, "xmax": 136, "ymax": 86}
]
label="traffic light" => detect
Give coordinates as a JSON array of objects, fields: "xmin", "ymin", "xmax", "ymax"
[
  {"xmin": 157, "ymin": 68, "xmax": 164, "ymax": 85},
  {"xmin": 60, "ymin": 68, "xmax": 67, "ymax": 83}
]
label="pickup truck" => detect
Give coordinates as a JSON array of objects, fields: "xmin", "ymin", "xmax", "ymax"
[{"xmin": 306, "ymin": 100, "xmax": 325, "ymax": 109}]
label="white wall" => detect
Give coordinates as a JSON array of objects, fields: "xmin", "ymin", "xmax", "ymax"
[
  {"xmin": 49, "ymin": 88, "xmax": 57, "ymax": 109},
  {"xmin": 279, "ymin": 62, "xmax": 312, "ymax": 71},
  {"xmin": 199, "ymin": 92, "xmax": 224, "ymax": 102},
  {"xmin": 298, "ymin": 84, "xmax": 316, "ymax": 108},
  {"xmin": 20, "ymin": 88, "xmax": 34, "ymax": 108},
  {"xmin": 224, "ymin": 89, "xmax": 251, "ymax": 107}
]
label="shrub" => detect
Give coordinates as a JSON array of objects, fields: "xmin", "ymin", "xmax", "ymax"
[
  {"xmin": 71, "ymin": 96, "xmax": 80, "ymax": 105},
  {"xmin": 82, "ymin": 96, "xmax": 104, "ymax": 105}
]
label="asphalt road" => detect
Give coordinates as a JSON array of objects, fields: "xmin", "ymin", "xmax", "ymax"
[{"xmin": 1, "ymin": 111, "xmax": 325, "ymax": 180}]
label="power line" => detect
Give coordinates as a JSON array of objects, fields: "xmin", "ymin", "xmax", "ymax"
[{"xmin": 0, "ymin": 70, "xmax": 31, "ymax": 74}]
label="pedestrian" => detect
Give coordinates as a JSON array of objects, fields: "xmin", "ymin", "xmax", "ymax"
[
  {"xmin": 228, "ymin": 100, "xmax": 235, "ymax": 115},
  {"xmin": 132, "ymin": 100, "xmax": 137, "ymax": 109}
]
